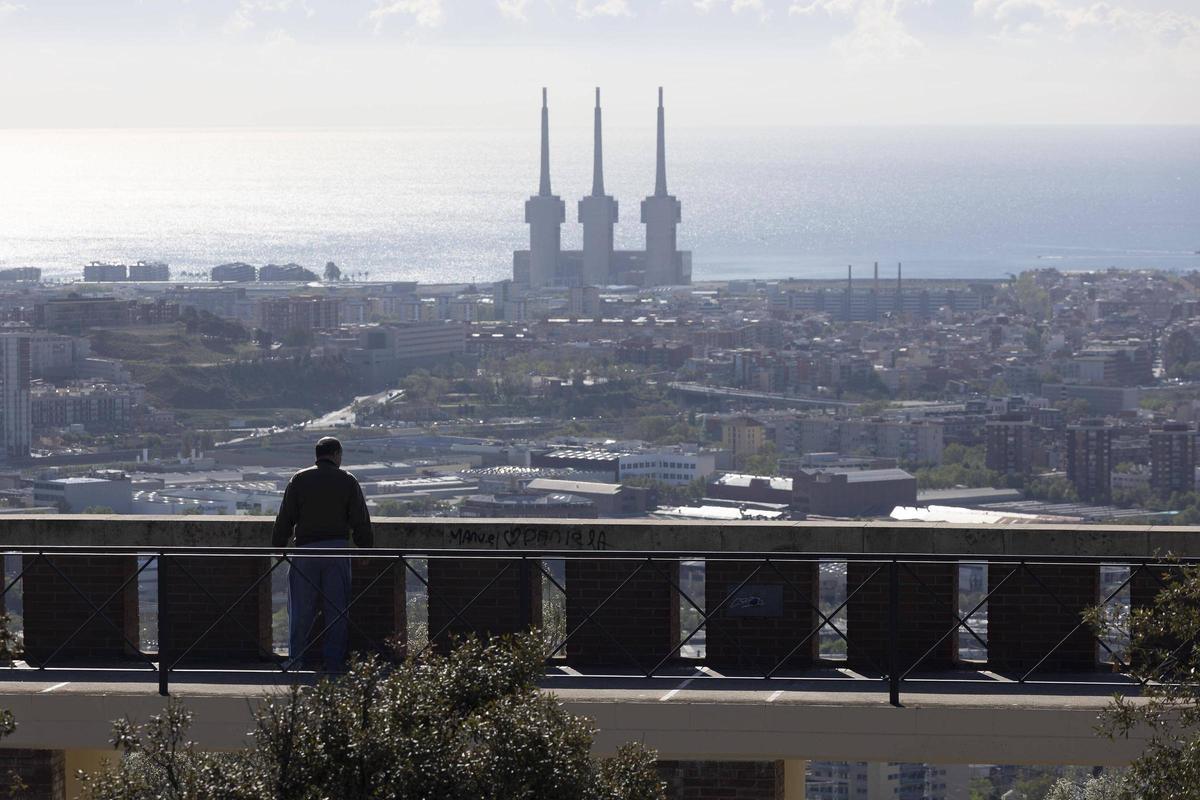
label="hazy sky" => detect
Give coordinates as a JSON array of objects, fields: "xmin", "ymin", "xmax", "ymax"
[{"xmin": 0, "ymin": 0, "xmax": 1197, "ymax": 127}]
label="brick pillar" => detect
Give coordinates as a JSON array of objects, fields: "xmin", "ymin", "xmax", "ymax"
[
  {"xmin": 987, "ymin": 562, "xmax": 1098, "ymax": 673},
  {"xmin": 349, "ymin": 556, "xmax": 405, "ymax": 659},
  {"xmin": 846, "ymin": 561, "xmax": 957, "ymax": 674},
  {"xmin": 22, "ymin": 554, "xmax": 139, "ymax": 666},
  {"xmin": 704, "ymin": 559, "xmax": 818, "ymax": 674},
  {"xmin": 160, "ymin": 555, "xmax": 272, "ymax": 665},
  {"xmin": 0, "ymin": 749, "xmax": 65, "ymax": 800},
  {"xmin": 657, "ymin": 760, "xmax": 783, "ymax": 800},
  {"xmin": 427, "ymin": 556, "xmax": 540, "ymax": 651},
  {"xmin": 565, "ymin": 557, "xmax": 679, "ymax": 673}
]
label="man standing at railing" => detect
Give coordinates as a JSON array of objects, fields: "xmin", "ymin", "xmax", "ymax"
[{"xmin": 272, "ymin": 436, "xmax": 373, "ymax": 673}]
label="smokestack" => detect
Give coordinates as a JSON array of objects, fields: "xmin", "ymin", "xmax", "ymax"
[
  {"xmin": 655, "ymin": 87, "xmax": 667, "ymax": 197},
  {"xmin": 896, "ymin": 262, "xmax": 903, "ymax": 315},
  {"xmin": 846, "ymin": 265, "xmax": 853, "ymax": 322},
  {"xmin": 539, "ymin": 87, "xmax": 552, "ymax": 197},
  {"xmin": 873, "ymin": 261, "xmax": 880, "ymax": 321},
  {"xmin": 592, "ymin": 87, "xmax": 605, "ymax": 196}
]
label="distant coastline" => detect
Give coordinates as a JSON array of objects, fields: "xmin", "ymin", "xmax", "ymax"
[{"xmin": 0, "ymin": 125, "xmax": 1196, "ymax": 283}]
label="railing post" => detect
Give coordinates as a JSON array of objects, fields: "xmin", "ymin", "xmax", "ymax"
[
  {"xmin": 518, "ymin": 556, "xmax": 532, "ymax": 632},
  {"xmin": 888, "ymin": 559, "xmax": 900, "ymax": 707},
  {"xmin": 158, "ymin": 552, "xmax": 169, "ymax": 697}
]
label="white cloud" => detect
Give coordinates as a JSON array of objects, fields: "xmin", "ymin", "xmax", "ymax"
[
  {"xmin": 368, "ymin": 0, "xmax": 446, "ymax": 31},
  {"xmin": 694, "ymin": 0, "xmax": 768, "ymax": 14},
  {"xmin": 497, "ymin": 0, "xmax": 534, "ymax": 20},
  {"xmin": 974, "ymin": 0, "xmax": 1200, "ymax": 46},
  {"xmin": 575, "ymin": 0, "xmax": 633, "ymax": 18},
  {"xmin": 262, "ymin": 28, "xmax": 297, "ymax": 48},
  {"xmin": 222, "ymin": 1, "xmax": 311, "ymax": 37},
  {"xmin": 790, "ymin": 0, "xmax": 859, "ymax": 18},
  {"xmin": 791, "ymin": 0, "xmax": 927, "ymax": 62},
  {"xmin": 0, "ymin": 2, "xmax": 24, "ymax": 22}
]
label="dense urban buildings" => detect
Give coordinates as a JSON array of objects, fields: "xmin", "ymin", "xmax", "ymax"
[
  {"xmin": 0, "ymin": 261, "xmax": 1192, "ymax": 799},
  {"xmin": 3, "ymin": 265, "xmax": 1200, "ymax": 526}
]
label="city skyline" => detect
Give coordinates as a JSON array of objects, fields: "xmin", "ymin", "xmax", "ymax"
[{"xmin": 0, "ymin": 0, "xmax": 1197, "ymax": 128}]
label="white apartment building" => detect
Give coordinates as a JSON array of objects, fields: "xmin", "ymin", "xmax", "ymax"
[{"xmin": 617, "ymin": 451, "xmax": 717, "ymax": 486}]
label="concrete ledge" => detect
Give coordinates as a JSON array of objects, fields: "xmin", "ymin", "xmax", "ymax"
[{"xmin": 0, "ymin": 515, "xmax": 1194, "ymax": 556}]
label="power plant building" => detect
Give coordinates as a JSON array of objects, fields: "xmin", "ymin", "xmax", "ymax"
[{"xmin": 514, "ymin": 88, "xmax": 691, "ymax": 289}]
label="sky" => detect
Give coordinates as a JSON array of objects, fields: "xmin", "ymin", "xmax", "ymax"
[{"xmin": 0, "ymin": 0, "xmax": 1197, "ymax": 127}]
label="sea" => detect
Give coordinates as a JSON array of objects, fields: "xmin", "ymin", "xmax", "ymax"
[{"xmin": 0, "ymin": 125, "xmax": 1196, "ymax": 284}]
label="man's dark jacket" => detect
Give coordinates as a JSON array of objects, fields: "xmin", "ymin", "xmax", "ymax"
[{"xmin": 272, "ymin": 458, "xmax": 373, "ymax": 548}]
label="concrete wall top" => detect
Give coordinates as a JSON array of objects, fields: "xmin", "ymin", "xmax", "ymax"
[{"xmin": 0, "ymin": 515, "xmax": 1195, "ymax": 557}]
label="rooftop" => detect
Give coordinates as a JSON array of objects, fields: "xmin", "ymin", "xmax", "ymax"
[
  {"xmin": 713, "ymin": 473, "xmax": 792, "ymax": 491},
  {"xmin": 525, "ymin": 478, "xmax": 623, "ymax": 495}
]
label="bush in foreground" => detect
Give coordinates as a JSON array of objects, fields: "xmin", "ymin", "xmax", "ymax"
[{"xmin": 79, "ymin": 634, "xmax": 665, "ymax": 800}]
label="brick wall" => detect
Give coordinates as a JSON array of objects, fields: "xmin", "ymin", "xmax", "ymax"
[
  {"xmin": 349, "ymin": 557, "xmax": 405, "ymax": 659},
  {"xmin": 704, "ymin": 560, "xmax": 817, "ymax": 673},
  {"xmin": 565, "ymin": 558, "xmax": 679, "ymax": 672},
  {"xmin": 0, "ymin": 749, "xmax": 65, "ymax": 800},
  {"xmin": 22, "ymin": 554, "xmax": 139, "ymax": 665},
  {"xmin": 846, "ymin": 561, "xmax": 958, "ymax": 673},
  {"xmin": 427, "ymin": 556, "xmax": 540, "ymax": 650},
  {"xmin": 988, "ymin": 563, "xmax": 1098, "ymax": 673},
  {"xmin": 160, "ymin": 555, "xmax": 272, "ymax": 664},
  {"xmin": 657, "ymin": 760, "xmax": 782, "ymax": 800}
]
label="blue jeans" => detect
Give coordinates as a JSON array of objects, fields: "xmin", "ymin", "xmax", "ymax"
[{"xmin": 288, "ymin": 539, "xmax": 351, "ymax": 671}]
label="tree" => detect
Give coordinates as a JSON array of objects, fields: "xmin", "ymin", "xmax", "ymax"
[
  {"xmin": 1009, "ymin": 272, "xmax": 1052, "ymax": 322},
  {"xmin": 375, "ymin": 496, "xmax": 436, "ymax": 517},
  {"xmin": 1023, "ymin": 328, "xmax": 1045, "ymax": 356},
  {"xmin": 1092, "ymin": 563, "xmax": 1200, "ymax": 798},
  {"xmin": 1044, "ymin": 773, "xmax": 1125, "ymax": 800},
  {"xmin": 1025, "ymin": 475, "xmax": 1079, "ymax": 504},
  {"xmin": 78, "ymin": 633, "xmax": 665, "ymax": 800},
  {"xmin": 324, "ymin": 262, "xmax": 341, "ymax": 282},
  {"xmin": 282, "ymin": 328, "xmax": 314, "ymax": 348},
  {"xmin": 912, "ymin": 444, "xmax": 1001, "ymax": 490},
  {"xmin": 742, "ymin": 442, "xmax": 780, "ymax": 476}
]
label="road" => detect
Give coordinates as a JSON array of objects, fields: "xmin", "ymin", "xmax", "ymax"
[
  {"xmin": 668, "ymin": 382, "xmax": 859, "ymax": 409},
  {"xmin": 301, "ymin": 389, "xmax": 404, "ymax": 430}
]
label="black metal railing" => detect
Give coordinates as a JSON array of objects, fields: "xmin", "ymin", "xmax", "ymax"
[{"xmin": 0, "ymin": 545, "xmax": 1193, "ymax": 705}]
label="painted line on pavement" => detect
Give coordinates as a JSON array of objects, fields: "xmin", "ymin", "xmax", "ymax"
[{"xmin": 659, "ymin": 678, "xmax": 695, "ymax": 702}]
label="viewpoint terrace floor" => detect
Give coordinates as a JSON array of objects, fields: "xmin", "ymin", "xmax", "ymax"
[{"xmin": 0, "ymin": 664, "xmax": 1149, "ymax": 765}]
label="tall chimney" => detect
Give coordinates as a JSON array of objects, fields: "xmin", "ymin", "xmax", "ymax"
[
  {"xmin": 592, "ymin": 87, "xmax": 604, "ymax": 197},
  {"xmin": 873, "ymin": 261, "xmax": 880, "ymax": 321},
  {"xmin": 655, "ymin": 86, "xmax": 667, "ymax": 197},
  {"xmin": 846, "ymin": 264, "xmax": 853, "ymax": 322},
  {"xmin": 524, "ymin": 88, "xmax": 566, "ymax": 289},
  {"xmin": 642, "ymin": 87, "xmax": 682, "ymax": 287},
  {"xmin": 538, "ymin": 87, "xmax": 551, "ymax": 197},
  {"xmin": 579, "ymin": 87, "xmax": 618, "ymax": 287}
]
